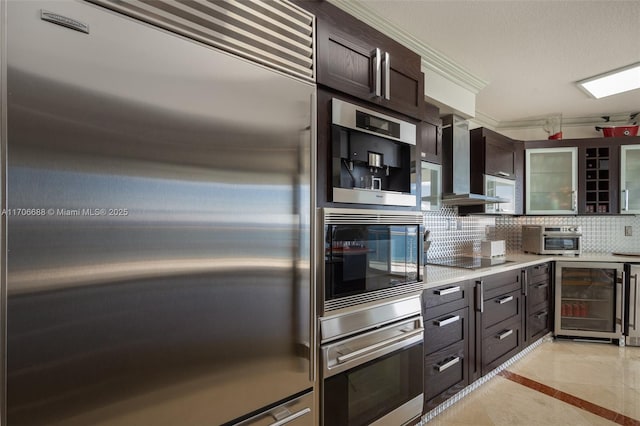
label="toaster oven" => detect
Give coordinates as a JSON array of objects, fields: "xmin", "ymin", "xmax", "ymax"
[{"xmin": 522, "ymin": 225, "xmax": 582, "ymax": 255}]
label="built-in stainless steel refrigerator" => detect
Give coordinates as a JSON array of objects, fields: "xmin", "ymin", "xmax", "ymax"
[
  {"xmin": 555, "ymin": 262, "xmax": 624, "ymax": 344},
  {"xmin": 624, "ymin": 264, "xmax": 640, "ymax": 346},
  {"xmin": 1, "ymin": 1, "xmax": 315, "ymax": 424}
]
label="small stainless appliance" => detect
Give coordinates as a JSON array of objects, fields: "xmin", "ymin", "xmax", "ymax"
[
  {"xmin": 522, "ymin": 225, "xmax": 582, "ymax": 255},
  {"xmin": 330, "ymin": 98, "xmax": 417, "ymax": 207},
  {"xmin": 321, "ymin": 208, "xmax": 424, "ymax": 313},
  {"xmin": 320, "ymin": 296, "xmax": 424, "ymax": 426},
  {"xmin": 625, "ymin": 264, "xmax": 640, "ymax": 346}
]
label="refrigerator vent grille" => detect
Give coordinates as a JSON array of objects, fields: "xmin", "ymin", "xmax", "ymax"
[{"xmin": 90, "ymin": 0, "xmax": 314, "ymax": 80}]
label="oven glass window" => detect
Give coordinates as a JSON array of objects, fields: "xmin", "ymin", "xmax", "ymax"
[
  {"xmin": 325, "ymin": 225, "xmax": 419, "ymax": 300},
  {"xmin": 544, "ymin": 237, "xmax": 580, "ymax": 251},
  {"xmin": 323, "ymin": 342, "xmax": 422, "ymax": 426}
]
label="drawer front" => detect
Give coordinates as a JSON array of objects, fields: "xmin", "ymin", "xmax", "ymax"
[
  {"xmin": 527, "ymin": 308, "xmax": 550, "ymax": 342},
  {"xmin": 422, "ymin": 281, "xmax": 468, "ymax": 312},
  {"xmin": 527, "ymin": 279, "xmax": 550, "ymax": 310},
  {"xmin": 482, "ymin": 270, "xmax": 521, "ymax": 300},
  {"xmin": 424, "ymin": 307, "xmax": 468, "ymax": 355},
  {"xmin": 483, "ymin": 289, "xmax": 521, "ymax": 333},
  {"xmin": 528, "ymin": 262, "xmax": 550, "ymax": 280},
  {"xmin": 424, "ymin": 341, "xmax": 467, "ymax": 403},
  {"xmin": 482, "ymin": 320, "xmax": 521, "ymax": 375}
]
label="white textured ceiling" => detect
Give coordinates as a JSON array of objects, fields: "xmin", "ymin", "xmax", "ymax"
[{"xmin": 355, "ymin": 0, "xmax": 640, "ymax": 126}]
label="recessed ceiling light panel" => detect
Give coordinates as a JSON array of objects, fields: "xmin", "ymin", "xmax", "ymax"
[{"xmin": 577, "ymin": 62, "xmax": 640, "ymax": 99}]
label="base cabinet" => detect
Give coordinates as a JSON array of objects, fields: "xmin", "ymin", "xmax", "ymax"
[
  {"xmin": 524, "ymin": 263, "xmax": 553, "ymax": 346},
  {"xmin": 422, "ymin": 282, "xmax": 470, "ymax": 412},
  {"xmin": 472, "ymin": 269, "xmax": 523, "ymax": 381},
  {"xmin": 423, "ymin": 262, "xmax": 552, "ymax": 413}
]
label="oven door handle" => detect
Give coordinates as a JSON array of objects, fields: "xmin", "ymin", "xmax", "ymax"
[{"xmin": 336, "ymin": 328, "xmax": 423, "ymax": 365}]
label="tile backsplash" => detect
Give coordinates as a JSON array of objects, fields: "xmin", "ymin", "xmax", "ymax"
[{"xmin": 423, "ymin": 208, "xmax": 640, "ymax": 258}]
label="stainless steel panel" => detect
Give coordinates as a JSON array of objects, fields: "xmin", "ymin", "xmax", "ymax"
[
  {"xmin": 320, "ymin": 295, "xmax": 421, "ymax": 343},
  {"xmin": 332, "ymin": 187, "xmax": 417, "ymax": 207},
  {"xmin": 331, "ymin": 98, "xmax": 416, "ymax": 145},
  {"xmin": 321, "ymin": 313, "xmax": 423, "ymax": 377},
  {"xmin": 6, "ymin": 1, "xmax": 314, "ymax": 425}
]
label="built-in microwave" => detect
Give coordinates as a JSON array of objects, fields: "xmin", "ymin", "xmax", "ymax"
[
  {"xmin": 522, "ymin": 225, "xmax": 582, "ymax": 255},
  {"xmin": 484, "ymin": 174, "xmax": 515, "ymax": 214},
  {"xmin": 331, "ymin": 98, "xmax": 417, "ymax": 207}
]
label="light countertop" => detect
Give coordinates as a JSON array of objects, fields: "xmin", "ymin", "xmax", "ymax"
[{"xmin": 422, "ymin": 253, "xmax": 640, "ymax": 289}]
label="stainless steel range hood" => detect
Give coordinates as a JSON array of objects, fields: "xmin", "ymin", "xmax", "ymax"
[{"xmin": 441, "ymin": 115, "xmax": 509, "ymax": 205}]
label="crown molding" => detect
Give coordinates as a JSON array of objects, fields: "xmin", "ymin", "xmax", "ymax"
[
  {"xmin": 327, "ymin": 0, "xmax": 488, "ymax": 94},
  {"xmin": 469, "ymin": 110, "xmax": 499, "ymax": 129}
]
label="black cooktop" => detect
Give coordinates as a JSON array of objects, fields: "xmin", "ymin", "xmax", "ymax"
[{"xmin": 427, "ymin": 256, "xmax": 511, "ymax": 270}]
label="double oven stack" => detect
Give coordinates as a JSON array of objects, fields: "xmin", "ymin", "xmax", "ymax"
[{"xmin": 318, "ymin": 208, "xmax": 425, "ymax": 425}]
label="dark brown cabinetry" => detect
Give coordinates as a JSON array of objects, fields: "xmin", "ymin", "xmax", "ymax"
[
  {"xmin": 523, "ymin": 263, "xmax": 552, "ymax": 345},
  {"xmin": 459, "ymin": 128, "xmax": 523, "ymax": 215},
  {"xmin": 419, "ymin": 119, "xmax": 443, "ymax": 164},
  {"xmin": 469, "ymin": 128, "xmax": 518, "ymax": 181},
  {"xmin": 300, "ymin": 1, "xmax": 424, "ymax": 119},
  {"xmin": 422, "ymin": 282, "xmax": 470, "ymax": 411},
  {"xmin": 471, "ymin": 269, "xmax": 523, "ymax": 381},
  {"xmin": 524, "ymin": 136, "xmax": 640, "ymax": 215}
]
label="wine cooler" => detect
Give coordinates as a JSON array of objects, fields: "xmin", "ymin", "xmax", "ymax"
[{"xmin": 555, "ymin": 262, "xmax": 624, "ymax": 343}]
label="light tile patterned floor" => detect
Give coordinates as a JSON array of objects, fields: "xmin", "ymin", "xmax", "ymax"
[{"xmin": 425, "ymin": 340, "xmax": 640, "ymax": 425}]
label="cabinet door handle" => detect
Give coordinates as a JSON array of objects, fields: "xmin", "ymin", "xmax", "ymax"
[
  {"xmin": 522, "ymin": 270, "xmax": 528, "ymax": 296},
  {"xmin": 536, "ymin": 283, "xmax": 549, "ymax": 289},
  {"xmin": 434, "ymin": 315, "xmax": 460, "ymax": 327},
  {"xmin": 497, "ymin": 329, "xmax": 513, "ymax": 340},
  {"xmin": 371, "ymin": 47, "xmax": 381, "ymax": 97},
  {"xmin": 497, "ymin": 171, "xmax": 510, "ymax": 177},
  {"xmin": 434, "ymin": 286, "xmax": 460, "ymax": 296},
  {"xmin": 622, "ymin": 189, "xmax": 629, "ymax": 211},
  {"xmin": 435, "ymin": 356, "xmax": 460, "ymax": 372},
  {"xmin": 497, "ymin": 295, "xmax": 514, "ymax": 304},
  {"xmin": 383, "ymin": 51, "xmax": 390, "ymax": 100},
  {"xmin": 476, "ymin": 280, "xmax": 484, "ymax": 313},
  {"xmin": 535, "ymin": 311, "xmax": 549, "ymax": 319}
]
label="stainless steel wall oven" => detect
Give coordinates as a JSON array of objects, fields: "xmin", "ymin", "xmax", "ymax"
[
  {"xmin": 321, "ymin": 208, "xmax": 424, "ymax": 313},
  {"xmin": 320, "ymin": 296, "xmax": 424, "ymax": 426}
]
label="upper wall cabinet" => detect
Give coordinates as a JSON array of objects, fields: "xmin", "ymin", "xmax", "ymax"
[
  {"xmin": 621, "ymin": 144, "xmax": 640, "ymax": 214},
  {"xmin": 525, "ymin": 147, "xmax": 578, "ymax": 215},
  {"xmin": 458, "ymin": 128, "xmax": 522, "ymax": 215},
  {"xmin": 300, "ymin": 2, "xmax": 424, "ymax": 119},
  {"xmin": 419, "ymin": 119, "xmax": 442, "ymax": 164}
]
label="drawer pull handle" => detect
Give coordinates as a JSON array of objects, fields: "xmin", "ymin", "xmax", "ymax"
[
  {"xmin": 497, "ymin": 329, "xmax": 513, "ymax": 340},
  {"xmin": 497, "ymin": 295, "xmax": 514, "ymax": 304},
  {"xmin": 434, "ymin": 286, "xmax": 460, "ymax": 296},
  {"xmin": 435, "ymin": 356, "xmax": 460, "ymax": 372},
  {"xmin": 536, "ymin": 283, "xmax": 549, "ymax": 289},
  {"xmin": 535, "ymin": 311, "xmax": 548, "ymax": 319},
  {"xmin": 434, "ymin": 315, "xmax": 460, "ymax": 327}
]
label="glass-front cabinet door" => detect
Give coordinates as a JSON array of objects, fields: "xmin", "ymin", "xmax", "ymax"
[
  {"xmin": 420, "ymin": 161, "xmax": 441, "ymax": 211},
  {"xmin": 621, "ymin": 144, "xmax": 640, "ymax": 214},
  {"xmin": 526, "ymin": 147, "xmax": 577, "ymax": 214}
]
